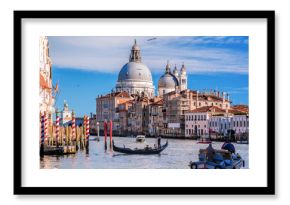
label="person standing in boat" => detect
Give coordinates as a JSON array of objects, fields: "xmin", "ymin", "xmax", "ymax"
[
  {"xmin": 206, "ymin": 143, "xmax": 215, "ymax": 162},
  {"xmin": 157, "ymin": 136, "xmax": 161, "ymax": 148}
]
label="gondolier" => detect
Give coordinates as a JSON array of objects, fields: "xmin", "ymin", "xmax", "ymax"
[{"xmin": 157, "ymin": 136, "xmax": 161, "ymax": 148}]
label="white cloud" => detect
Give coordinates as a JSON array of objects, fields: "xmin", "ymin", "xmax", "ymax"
[{"xmin": 48, "ymin": 36, "xmax": 248, "ymax": 74}]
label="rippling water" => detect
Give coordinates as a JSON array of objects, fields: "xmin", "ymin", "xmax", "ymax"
[{"xmin": 40, "ymin": 136, "xmax": 249, "ymax": 169}]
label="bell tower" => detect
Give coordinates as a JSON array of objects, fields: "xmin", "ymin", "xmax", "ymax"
[{"xmin": 179, "ymin": 63, "xmax": 187, "ymax": 91}]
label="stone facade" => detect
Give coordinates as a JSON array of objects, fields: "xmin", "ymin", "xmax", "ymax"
[
  {"xmin": 162, "ymin": 89, "xmax": 231, "ymax": 137},
  {"xmin": 96, "ymin": 91, "xmax": 132, "ymax": 131},
  {"xmin": 39, "ymin": 36, "xmax": 54, "ymax": 123}
]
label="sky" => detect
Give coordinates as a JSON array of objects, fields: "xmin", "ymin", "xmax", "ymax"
[{"xmin": 48, "ymin": 36, "xmax": 248, "ymax": 117}]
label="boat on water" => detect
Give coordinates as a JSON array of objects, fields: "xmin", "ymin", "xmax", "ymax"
[
  {"xmin": 189, "ymin": 148, "xmax": 244, "ymax": 169},
  {"xmin": 197, "ymin": 135, "xmax": 211, "ymax": 144},
  {"xmin": 112, "ymin": 140, "xmax": 168, "ymax": 155},
  {"xmin": 136, "ymin": 135, "xmax": 146, "ymax": 142}
]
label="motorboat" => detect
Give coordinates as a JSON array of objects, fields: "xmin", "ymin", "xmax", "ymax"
[
  {"xmin": 189, "ymin": 148, "xmax": 244, "ymax": 169},
  {"xmin": 136, "ymin": 135, "xmax": 146, "ymax": 142}
]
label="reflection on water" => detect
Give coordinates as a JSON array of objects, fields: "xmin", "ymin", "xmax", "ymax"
[{"xmin": 40, "ymin": 136, "xmax": 249, "ymax": 169}]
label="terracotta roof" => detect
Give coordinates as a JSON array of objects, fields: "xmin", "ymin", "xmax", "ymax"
[
  {"xmin": 40, "ymin": 74, "xmax": 50, "ymax": 89},
  {"xmin": 119, "ymin": 99, "xmax": 134, "ymax": 106},
  {"xmin": 188, "ymin": 106, "xmax": 226, "ymax": 113},
  {"xmin": 98, "ymin": 91, "xmax": 131, "ymax": 99},
  {"xmin": 150, "ymin": 99, "xmax": 164, "ymax": 106},
  {"xmin": 229, "ymin": 105, "xmax": 248, "ymax": 114}
]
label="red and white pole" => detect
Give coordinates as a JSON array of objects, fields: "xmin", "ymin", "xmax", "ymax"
[
  {"xmin": 55, "ymin": 110, "xmax": 60, "ymax": 147},
  {"xmin": 72, "ymin": 111, "xmax": 76, "ymax": 141},
  {"xmin": 44, "ymin": 111, "xmax": 48, "ymax": 144},
  {"xmin": 86, "ymin": 116, "xmax": 90, "ymax": 142},
  {"xmin": 40, "ymin": 112, "xmax": 45, "ymax": 145}
]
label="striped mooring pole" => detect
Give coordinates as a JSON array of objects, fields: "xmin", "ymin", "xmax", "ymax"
[
  {"xmin": 44, "ymin": 111, "xmax": 48, "ymax": 144},
  {"xmin": 40, "ymin": 112, "xmax": 45, "ymax": 155},
  {"xmin": 86, "ymin": 116, "xmax": 90, "ymax": 142},
  {"xmin": 72, "ymin": 111, "xmax": 76, "ymax": 143},
  {"xmin": 55, "ymin": 110, "xmax": 60, "ymax": 147}
]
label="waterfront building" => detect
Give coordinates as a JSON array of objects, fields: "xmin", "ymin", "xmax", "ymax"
[
  {"xmin": 231, "ymin": 114, "xmax": 249, "ymax": 137},
  {"xmin": 162, "ymin": 89, "xmax": 231, "ymax": 137},
  {"xmin": 117, "ymin": 100, "xmax": 134, "ymax": 136},
  {"xmin": 39, "ymin": 36, "xmax": 54, "ymax": 123},
  {"xmin": 185, "ymin": 104, "xmax": 249, "ymax": 139},
  {"xmin": 185, "ymin": 106, "xmax": 226, "ymax": 138},
  {"xmin": 209, "ymin": 115, "xmax": 233, "ymax": 138},
  {"xmin": 115, "ymin": 40, "xmax": 155, "ymax": 98},
  {"xmin": 146, "ymin": 98, "xmax": 164, "ymax": 136},
  {"xmin": 127, "ymin": 96, "xmax": 151, "ymax": 135},
  {"xmin": 96, "ymin": 91, "xmax": 132, "ymax": 131}
]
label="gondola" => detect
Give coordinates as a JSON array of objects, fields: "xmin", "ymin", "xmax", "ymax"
[{"xmin": 112, "ymin": 140, "xmax": 168, "ymax": 155}]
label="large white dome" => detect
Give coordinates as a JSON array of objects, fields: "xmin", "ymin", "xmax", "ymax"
[
  {"xmin": 115, "ymin": 40, "xmax": 155, "ymax": 98},
  {"xmin": 118, "ymin": 62, "xmax": 153, "ymax": 82}
]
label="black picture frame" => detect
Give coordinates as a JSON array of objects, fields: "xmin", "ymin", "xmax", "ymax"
[{"xmin": 14, "ymin": 10, "xmax": 275, "ymax": 195}]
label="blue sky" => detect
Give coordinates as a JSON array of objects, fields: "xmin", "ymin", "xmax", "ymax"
[{"xmin": 48, "ymin": 36, "xmax": 248, "ymax": 117}]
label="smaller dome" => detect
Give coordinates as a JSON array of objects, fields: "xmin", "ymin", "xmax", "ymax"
[{"xmin": 158, "ymin": 73, "xmax": 179, "ymax": 89}]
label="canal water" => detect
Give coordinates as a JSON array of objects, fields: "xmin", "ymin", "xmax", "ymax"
[{"xmin": 40, "ymin": 136, "xmax": 249, "ymax": 169}]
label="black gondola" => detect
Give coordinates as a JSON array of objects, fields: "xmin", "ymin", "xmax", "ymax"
[{"xmin": 112, "ymin": 140, "xmax": 168, "ymax": 155}]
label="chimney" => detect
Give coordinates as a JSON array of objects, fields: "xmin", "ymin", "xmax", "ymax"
[
  {"xmin": 196, "ymin": 90, "xmax": 199, "ymax": 108},
  {"xmin": 222, "ymin": 92, "xmax": 226, "ymax": 104}
]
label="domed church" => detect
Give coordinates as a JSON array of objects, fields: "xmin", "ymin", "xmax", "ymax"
[
  {"xmin": 115, "ymin": 40, "xmax": 155, "ymax": 98},
  {"xmin": 158, "ymin": 61, "xmax": 187, "ymax": 96}
]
